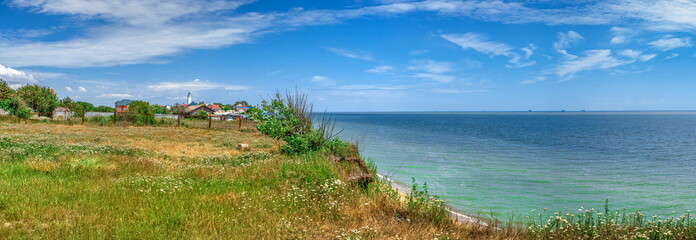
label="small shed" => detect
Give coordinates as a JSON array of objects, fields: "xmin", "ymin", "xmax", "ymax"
[
  {"xmin": 53, "ymin": 107, "xmax": 73, "ymax": 120},
  {"xmin": 0, "ymin": 108, "xmax": 9, "ymax": 116}
]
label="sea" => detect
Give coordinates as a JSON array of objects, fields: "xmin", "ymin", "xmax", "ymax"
[{"xmin": 327, "ymin": 112, "xmax": 696, "ymax": 218}]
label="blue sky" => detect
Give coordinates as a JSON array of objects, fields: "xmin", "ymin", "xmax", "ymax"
[{"xmin": 1, "ymin": 0, "xmax": 695, "ymax": 111}]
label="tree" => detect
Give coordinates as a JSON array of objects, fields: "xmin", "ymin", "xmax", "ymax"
[
  {"xmin": 234, "ymin": 101, "xmax": 248, "ymax": 106},
  {"xmin": 0, "ymin": 79, "xmax": 15, "ymax": 100},
  {"xmin": 93, "ymin": 105, "xmax": 114, "ymax": 112},
  {"xmin": 5, "ymin": 96, "xmax": 31, "ymax": 119},
  {"xmin": 128, "ymin": 100, "xmax": 155, "ymax": 125},
  {"xmin": 152, "ymin": 104, "xmax": 171, "ymax": 114},
  {"xmin": 76, "ymin": 101, "xmax": 95, "ymax": 112},
  {"xmin": 196, "ymin": 110, "xmax": 209, "ymax": 119},
  {"xmin": 16, "ymin": 84, "xmax": 57, "ymax": 116},
  {"xmin": 57, "ymin": 97, "xmax": 94, "ymax": 117}
]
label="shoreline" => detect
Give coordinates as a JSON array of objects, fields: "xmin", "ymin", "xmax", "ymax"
[{"xmin": 376, "ymin": 173, "xmax": 489, "ymax": 226}]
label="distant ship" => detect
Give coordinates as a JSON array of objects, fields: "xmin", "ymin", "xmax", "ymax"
[{"xmin": 561, "ymin": 110, "xmax": 566, "ymax": 112}]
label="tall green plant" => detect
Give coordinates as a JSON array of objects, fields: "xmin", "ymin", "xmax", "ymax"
[
  {"xmin": 5, "ymin": 96, "xmax": 31, "ymax": 119},
  {"xmin": 128, "ymin": 101, "xmax": 155, "ymax": 125},
  {"xmin": 16, "ymin": 84, "xmax": 57, "ymax": 117},
  {"xmin": 250, "ymin": 91, "xmax": 339, "ymax": 155},
  {"xmin": 0, "ymin": 79, "xmax": 15, "ymax": 100}
]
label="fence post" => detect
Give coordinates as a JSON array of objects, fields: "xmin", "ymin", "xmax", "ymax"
[
  {"xmin": 237, "ymin": 116, "xmax": 242, "ymax": 129},
  {"xmin": 113, "ymin": 109, "xmax": 117, "ymax": 126},
  {"xmin": 145, "ymin": 114, "xmax": 148, "ymax": 126},
  {"xmin": 208, "ymin": 115, "xmax": 212, "ymax": 129},
  {"xmin": 82, "ymin": 111, "xmax": 85, "ymax": 125},
  {"xmin": 177, "ymin": 114, "xmax": 181, "ymax": 127}
]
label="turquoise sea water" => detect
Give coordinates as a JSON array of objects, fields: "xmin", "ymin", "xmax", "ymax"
[{"xmin": 328, "ymin": 112, "xmax": 696, "ymax": 217}]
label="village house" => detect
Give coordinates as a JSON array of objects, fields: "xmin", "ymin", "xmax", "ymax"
[
  {"xmin": 208, "ymin": 104, "xmax": 221, "ymax": 112},
  {"xmin": 184, "ymin": 104, "xmax": 215, "ymax": 115},
  {"xmin": 115, "ymin": 99, "xmax": 135, "ymax": 113},
  {"xmin": 234, "ymin": 103, "xmax": 250, "ymax": 113}
]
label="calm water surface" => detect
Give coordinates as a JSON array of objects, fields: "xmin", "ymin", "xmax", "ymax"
[{"xmin": 328, "ymin": 112, "xmax": 696, "ymax": 217}]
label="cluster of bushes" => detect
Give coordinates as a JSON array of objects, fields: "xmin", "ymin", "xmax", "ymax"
[{"xmin": 250, "ymin": 91, "xmax": 355, "ymax": 156}]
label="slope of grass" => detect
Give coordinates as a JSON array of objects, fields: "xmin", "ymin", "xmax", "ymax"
[{"xmin": 0, "ymin": 123, "xmax": 496, "ymax": 239}]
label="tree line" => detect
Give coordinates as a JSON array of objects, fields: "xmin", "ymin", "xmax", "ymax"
[{"xmin": 0, "ymin": 79, "xmax": 114, "ymax": 119}]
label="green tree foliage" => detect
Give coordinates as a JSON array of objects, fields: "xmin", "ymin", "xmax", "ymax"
[
  {"xmin": 128, "ymin": 101, "xmax": 155, "ymax": 125},
  {"xmin": 250, "ymin": 92, "xmax": 336, "ymax": 155},
  {"xmin": 0, "ymin": 79, "xmax": 15, "ymax": 100},
  {"xmin": 5, "ymin": 96, "xmax": 31, "ymax": 119},
  {"xmin": 93, "ymin": 105, "xmax": 114, "ymax": 112},
  {"xmin": 16, "ymin": 84, "xmax": 57, "ymax": 116},
  {"xmin": 76, "ymin": 101, "xmax": 95, "ymax": 112},
  {"xmin": 234, "ymin": 101, "xmax": 248, "ymax": 106},
  {"xmin": 195, "ymin": 110, "xmax": 209, "ymax": 119},
  {"xmin": 152, "ymin": 104, "xmax": 172, "ymax": 114},
  {"xmin": 57, "ymin": 97, "xmax": 95, "ymax": 117}
]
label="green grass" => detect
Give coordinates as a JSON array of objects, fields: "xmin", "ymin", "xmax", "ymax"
[{"xmin": 2, "ymin": 122, "xmax": 692, "ymax": 239}]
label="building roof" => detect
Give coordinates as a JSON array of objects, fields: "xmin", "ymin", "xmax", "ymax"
[
  {"xmin": 53, "ymin": 107, "xmax": 71, "ymax": 112},
  {"xmin": 208, "ymin": 104, "xmax": 221, "ymax": 110},
  {"xmin": 184, "ymin": 104, "xmax": 215, "ymax": 114},
  {"xmin": 115, "ymin": 99, "xmax": 135, "ymax": 106}
]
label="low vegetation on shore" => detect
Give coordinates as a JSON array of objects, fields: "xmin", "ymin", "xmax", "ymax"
[{"xmin": 1, "ymin": 91, "xmax": 695, "ymax": 239}]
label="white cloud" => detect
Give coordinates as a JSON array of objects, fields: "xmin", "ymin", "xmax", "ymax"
[
  {"xmin": 5, "ymin": 0, "xmax": 696, "ymax": 69},
  {"xmin": 412, "ymin": 73, "xmax": 454, "ymax": 83},
  {"xmin": 312, "ymin": 75, "xmax": 328, "ymax": 82},
  {"xmin": 554, "ymin": 31, "xmax": 584, "ymax": 50},
  {"xmin": 408, "ymin": 60, "xmax": 453, "ymax": 74},
  {"xmin": 65, "ymin": 87, "xmax": 73, "ymax": 92},
  {"xmin": 78, "ymin": 86, "xmax": 87, "ymax": 92},
  {"xmin": 0, "ymin": 63, "xmax": 37, "ymax": 84},
  {"xmin": 521, "ymin": 76, "xmax": 547, "ymax": 84},
  {"xmin": 442, "ymin": 33, "xmax": 535, "ymax": 68},
  {"xmin": 554, "ymin": 49, "xmax": 633, "ymax": 78},
  {"xmin": 96, "ymin": 93, "xmax": 134, "ymax": 99},
  {"xmin": 521, "ymin": 44, "xmax": 536, "ymax": 59},
  {"xmin": 10, "ymin": 0, "xmax": 252, "ymax": 26},
  {"xmin": 610, "ymin": 27, "xmax": 633, "ymax": 44},
  {"xmin": 442, "ymin": 33, "xmax": 513, "ymax": 57},
  {"xmin": 327, "ymin": 48, "xmax": 373, "ymax": 61},
  {"xmin": 649, "ymin": 37, "xmax": 692, "ymax": 51},
  {"xmin": 618, "ymin": 49, "xmax": 641, "ymax": 59},
  {"xmin": 147, "ymin": 79, "xmax": 247, "ymax": 91},
  {"xmin": 617, "ymin": 49, "xmax": 655, "ymax": 61},
  {"xmin": 639, "ymin": 54, "xmax": 656, "ymax": 62},
  {"xmin": 665, "ymin": 53, "xmax": 680, "ymax": 59},
  {"xmin": 366, "ymin": 65, "xmax": 394, "ymax": 73}
]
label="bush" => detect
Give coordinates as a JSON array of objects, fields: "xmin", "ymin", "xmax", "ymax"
[{"xmin": 251, "ymin": 91, "xmax": 342, "ymax": 155}]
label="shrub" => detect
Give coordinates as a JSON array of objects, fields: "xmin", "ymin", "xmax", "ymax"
[{"xmin": 251, "ymin": 91, "xmax": 342, "ymax": 155}]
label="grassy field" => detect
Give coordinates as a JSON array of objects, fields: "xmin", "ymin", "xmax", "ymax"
[
  {"xmin": 0, "ymin": 122, "xmax": 500, "ymax": 239},
  {"xmin": 2, "ymin": 121, "xmax": 695, "ymax": 239}
]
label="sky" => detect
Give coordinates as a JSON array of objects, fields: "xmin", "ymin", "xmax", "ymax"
[{"xmin": 1, "ymin": 0, "xmax": 695, "ymax": 112}]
